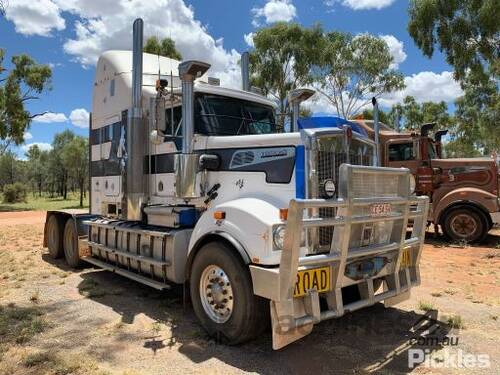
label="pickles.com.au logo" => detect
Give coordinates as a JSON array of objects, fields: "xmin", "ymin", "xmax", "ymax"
[{"xmin": 408, "ymin": 348, "xmax": 490, "ymax": 369}]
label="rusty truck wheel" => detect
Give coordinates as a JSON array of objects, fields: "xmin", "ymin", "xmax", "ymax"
[
  {"xmin": 63, "ymin": 219, "xmax": 82, "ymax": 268},
  {"xmin": 443, "ymin": 207, "xmax": 488, "ymax": 243},
  {"xmin": 47, "ymin": 215, "xmax": 64, "ymax": 259},
  {"xmin": 189, "ymin": 241, "xmax": 268, "ymax": 344}
]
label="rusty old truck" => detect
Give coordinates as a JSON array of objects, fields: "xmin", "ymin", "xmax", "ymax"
[{"xmin": 352, "ymin": 120, "xmax": 499, "ymax": 243}]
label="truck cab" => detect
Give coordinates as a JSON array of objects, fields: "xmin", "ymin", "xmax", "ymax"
[
  {"xmin": 354, "ymin": 119, "xmax": 500, "ymax": 243},
  {"xmin": 43, "ymin": 19, "xmax": 429, "ymax": 350}
]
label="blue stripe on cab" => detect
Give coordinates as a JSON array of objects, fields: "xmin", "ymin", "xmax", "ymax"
[{"xmin": 295, "ymin": 145, "xmax": 305, "ymax": 199}]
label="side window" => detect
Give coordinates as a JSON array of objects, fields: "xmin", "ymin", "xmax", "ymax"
[
  {"xmin": 388, "ymin": 142, "xmax": 414, "ymax": 161},
  {"xmin": 164, "ymin": 106, "xmax": 182, "ymax": 137}
]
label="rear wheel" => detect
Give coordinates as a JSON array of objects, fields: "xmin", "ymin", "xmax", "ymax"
[
  {"xmin": 63, "ymin": 219, "xmax": 82, "ymax": 268},
  {"xmin": 47, "ymin": 215, "xmax": 64, "ymax": 259},
  {"xmin": 442, "ymin": 206, "xmax": 488, "ymax": 243},
  {"xmin": 189, "ymin": 242, "xmax": 268, "ymax": 344}
]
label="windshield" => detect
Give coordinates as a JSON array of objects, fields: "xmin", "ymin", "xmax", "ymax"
[{"xmin": 194, "ymin": 94, "xmax": 276, "ymax": 136}]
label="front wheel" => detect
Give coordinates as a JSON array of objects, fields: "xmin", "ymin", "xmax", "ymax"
[
  {"xmin": 442, "ymin": 206, "xmax": 488, "ymax": 243},
  {"xmin": 189, "ymin": 242, "xmax": 268, "ymax": 344}
]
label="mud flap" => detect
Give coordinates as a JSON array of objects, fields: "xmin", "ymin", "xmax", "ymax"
[
  {"xmin": 384, "ymin": 289, "xmax": 411, "ymax": 307},
  {"xmin": 271, "ymin": 302, "xmax": 313, "ymax": 350}
]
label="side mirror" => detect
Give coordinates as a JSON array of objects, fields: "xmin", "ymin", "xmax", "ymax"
[{"xmin": 199, "ymin": 154, "xmax": 220, "ymax": 171}]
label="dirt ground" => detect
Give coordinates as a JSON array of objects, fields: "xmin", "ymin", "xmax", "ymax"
[{"xmin": 0, "ymin": 211, "xmax": 499, "ymax": 375}]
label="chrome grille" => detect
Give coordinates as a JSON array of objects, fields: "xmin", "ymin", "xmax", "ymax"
[{"xmin": 315, "ymin": 137, "xmax": 374, "ymax": 249}]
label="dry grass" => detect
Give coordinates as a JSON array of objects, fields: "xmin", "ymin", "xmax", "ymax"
[
  {"xmin": 0, "ymin": 304, "xmax": 48, "ymax": 347},
  {"xmin": 418, "ymin": 300, "xmax": 435, "ymax": 312}
]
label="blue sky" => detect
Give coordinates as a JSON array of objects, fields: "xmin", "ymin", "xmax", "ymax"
[{"xmin": 1, "ymin": 0, "xmax": 463, "ymax": 158}]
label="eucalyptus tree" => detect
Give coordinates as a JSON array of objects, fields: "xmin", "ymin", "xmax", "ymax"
[
  {"xmin": 143, "ymin": 36, "xmax": 182, "ymax": 60},
  {"xmin": 0, "ymin": 49, "xmax": 52, "ymax": 155},
  {"xmin": 249, "ymin": 22, "xmax": 323, "ymax": 131},
  {"xmin": 312, "ymin": 32, "xmax": 405, "ymax": 119}
]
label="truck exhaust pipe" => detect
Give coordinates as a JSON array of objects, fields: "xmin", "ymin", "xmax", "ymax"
[
  {"xmin": 372, "ymin": 97, "xmax": 380, "ymax": 166},
  {"xmin": 175, "ymin": 60, "xmax": 210, "ymax": 198},
  {"xmin": 288, "ymin": 88, "xmax": 315, "ymax": 132},
  {"xmin": 241, "ymin": 52, "xmax": 250, "ymax": 92},
  {"xmin": 123, "ymin": 18, "xmax": 145, "ymax": 220}
]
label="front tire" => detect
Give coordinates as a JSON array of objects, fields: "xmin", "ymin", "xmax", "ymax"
[
  {"xmin": 189, "ymin": 242, "xmax": 268, "ymax": 344},
  {"xmin": 442, "ymin": 206, "xmax": 488, "ymax": 243}
]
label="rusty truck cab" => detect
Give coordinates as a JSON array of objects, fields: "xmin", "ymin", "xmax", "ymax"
[{"xmin": 353, "ymin": 119, "xmax": 500, "ymax": 243}]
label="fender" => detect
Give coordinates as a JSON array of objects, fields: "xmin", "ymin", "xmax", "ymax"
[
  {"xmin": 187, "ymin": 197, "xmax": 284, "ymax": 270},
  {"xmin": 433, "ymin": 187, "xmax": 497, "ymax": 224},
  {"xmin": 185, "ymin": 231, "xmax": 251, "ymax": 281}
]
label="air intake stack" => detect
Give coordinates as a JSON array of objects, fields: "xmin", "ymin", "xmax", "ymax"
[
  {"xmin": 175, "ymin": 60, "xmax": 210, "ymax": 198},
  {"xmin": 241, "ymin": 52, "xmax": 250, "ymax": 92}
]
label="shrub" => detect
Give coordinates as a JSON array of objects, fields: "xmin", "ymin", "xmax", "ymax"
[{"xmin": 2, "ymin": 183, "xmax": 28, "ymax": 203}]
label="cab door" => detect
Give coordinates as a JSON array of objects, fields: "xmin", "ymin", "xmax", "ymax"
[{"xmin": 385, "ymin": 139, "xmax": 421, "ymax": 174}]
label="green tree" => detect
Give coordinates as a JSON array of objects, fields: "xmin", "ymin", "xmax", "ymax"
[
  {"xmin": 357, "ymin": 108, "xmax": 392, "ymax": 126},
  {"xmin": 388, "ymin": 96, "xmax": 453, "ymax": 131},
  {"xmin": 0, "ymin": 49, "xmax": 52, "ymax": 155},
  {"xmin": 313, "ymin": 32, "xmax": 405, "ymax": 119},
  {"xmin": 249, "ymin": 22, "xmax": 323, "ymax": 131},
  {"xmin": 143, "ymin": 36, "xmax": 182, "ymax": 60},
  {"xmin": 446, "ymin": 74, "xmax": 499, "ymax": 157},
  {"xmin": 51, "ymin": 130, "xmax": 75, "ymax": 199},
  {"xmin": 25, "ymin": 144, "xmax": 49, "ymax": 197},
  {"xmin": 61, "ymin": 136, "xmax": 88, "ymax": 207},
  {"xmin": 408, "ymin": 0, "xmax": 499, "ymax": 83}
]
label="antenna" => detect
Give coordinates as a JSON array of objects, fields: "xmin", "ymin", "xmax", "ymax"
[{"xmin": 170, "ymin": 70, "xmax": 174, "ymax": 136}]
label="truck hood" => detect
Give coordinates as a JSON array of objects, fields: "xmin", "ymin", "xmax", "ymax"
[{"xmin": 431, "ymin": 157, "xmax": 496, "ymax": 170}]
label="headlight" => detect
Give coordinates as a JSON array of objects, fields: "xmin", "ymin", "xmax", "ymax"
[
  {"xmin": 323, "ymin": 179, "xmax": 336, "ymax": 198},
  {"xmin": 409, "ymin": 174, "xmax": 416, "ymax": 194},
  {"xmin": 273, "ymin": 224, "xmax": 286, "ymax": 250}
]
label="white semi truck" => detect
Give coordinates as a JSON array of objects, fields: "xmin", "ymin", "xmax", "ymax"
[{"xmin": 43, "ymin": 19, "xmax": 429, "ymax": 350}]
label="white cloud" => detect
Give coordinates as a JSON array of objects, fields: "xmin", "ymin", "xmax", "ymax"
[
  {"xmin": 380, "ymin": 35, "xmax": 407, "ymax": 69},
  {"xmin": 33, "ymin": 112, "xmax": 68, "ymax": 123},
  {"xmin": 5, "ymin": 0, "xmax": 65, "ymax": 36},
  {"xmin": 56, "ymin": 0, "xmax": 242, "ymax": 88},
  {"xmin": 69, "ymin": 108, "xmax": 90, "ymax": 128},
  {"xmin": 244, "ymin": 32, "xmax": 255, "ymax": 48},
  {"xmin": 379, "ymin": 71, "xmax": 464, "ymax": 107},
  {"xmin": 22, "ymin": 142, "xmax": 53, "ymax": 152},
  {"xmin": 304, "ymin": 71, "xmax": 463, "ymax": 115},
  {"xmin": 23, "ymin": 132, "xmax": 33, "ymax": 141},
  {"xmin": 252, "ymin": 0, "xmax": 297, "ymax": 27},
  {"xmin": 339, "ymin": 0, "xmax": 396, "ymax": 10}
]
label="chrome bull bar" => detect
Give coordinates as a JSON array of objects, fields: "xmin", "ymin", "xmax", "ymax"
[{"xmin": 250, "ymin": 164, "xmax": 429, "ymax": 349}]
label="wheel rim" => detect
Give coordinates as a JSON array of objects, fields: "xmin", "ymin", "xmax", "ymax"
[
  {"xmin": 450, "ymin": 213, "xmax": 477, "ymax": 238},
  {"xmin": 199, "ymin": 264, "xmax": 234, "ymax": 324}
]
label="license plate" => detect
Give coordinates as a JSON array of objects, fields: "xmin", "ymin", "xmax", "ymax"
[
  {"xmin": 401, "ymin": 248, "xmax": 411, "ymax": 267},
  {"xmin": 370, "ymin": 203, "xmax": 392, "ymax": 217},
  {"xmin": 294, "ymin": 266, "xmax": 331, "ymax": 297}
]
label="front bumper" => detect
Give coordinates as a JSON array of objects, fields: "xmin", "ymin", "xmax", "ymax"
[{"xmin": 250, "ymin": 165, "xmax": 430, "ymax": 349}]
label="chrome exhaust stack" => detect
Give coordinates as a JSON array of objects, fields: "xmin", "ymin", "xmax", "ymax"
[
  {"xmin": 372, "ymin": 97, "xmax": 380, "ymax": 167},
  {"xmin": 123, "ymin": 18, "xmax": 145, "ymax": 220},
  {"xmin": 175, "ymin": 60, "xmax": 210, "ymax": 199},
  {"xmin": 288, "ymin": 88, "xmax": 315, "ymax": 132},
  {"xmin": 241, "ymin": 51, "xmax": 250, "ymax": 92}
]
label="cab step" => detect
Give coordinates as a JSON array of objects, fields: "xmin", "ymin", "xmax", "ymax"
[{"xmin": 82, "ymin": 256, "xmax": 171, "ymax": 290}]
